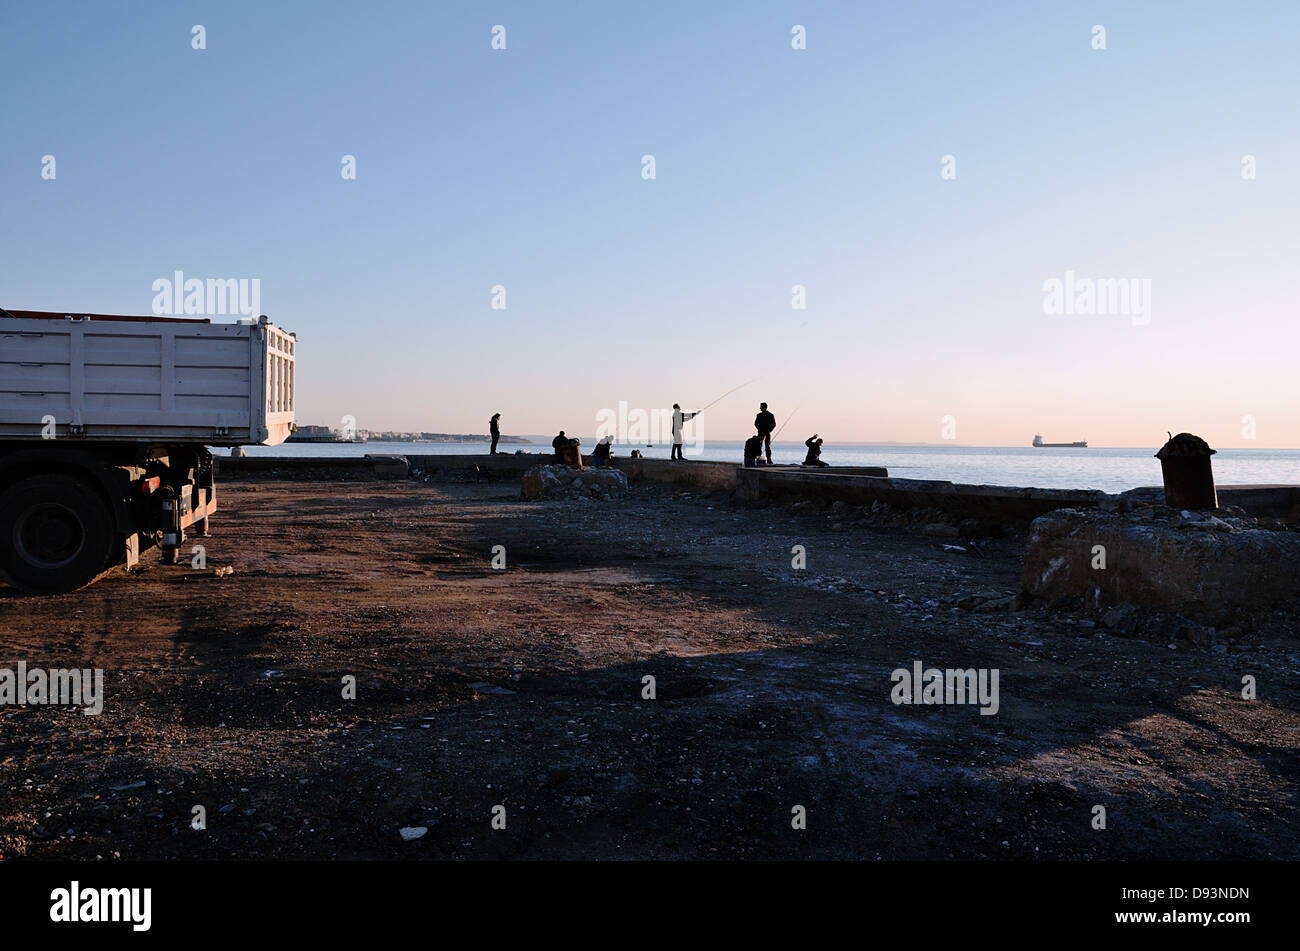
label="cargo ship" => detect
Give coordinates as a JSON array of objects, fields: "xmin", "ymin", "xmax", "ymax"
[{"xmin": 1033, "ymin": 434, "xmax": 1087, "ymax": 448}]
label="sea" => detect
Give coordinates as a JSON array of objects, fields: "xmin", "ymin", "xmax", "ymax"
[{"xmin": 235, "ymin": 440, "xmax": 1300, "ymax": 494}]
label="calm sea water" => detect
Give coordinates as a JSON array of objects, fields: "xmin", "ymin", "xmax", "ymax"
[{"xmin": 235, "ymin": 440, "xmax": 1300, "ymax": 493}]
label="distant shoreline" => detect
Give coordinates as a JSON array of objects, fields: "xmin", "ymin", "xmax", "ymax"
[{"xmin": 291, "ymin": 433, "xmax": 533, "ymax": 445}]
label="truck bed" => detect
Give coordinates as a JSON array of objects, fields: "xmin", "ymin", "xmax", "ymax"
[{"xmin": 0, "ymin": 310, "xmax": 295, "ymax": 446}]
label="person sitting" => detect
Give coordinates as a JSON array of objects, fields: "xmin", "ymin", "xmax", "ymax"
[
  {"xmin": 592, "ymin": 435, "xmax": 613, "ymax": 467},
  {"xmin": 744, "ymin": 433, "xmax": 765, "ymax": 468},
  {"xmin": 803, "ymin": 434, "xmax": 829, "ymax": 467},
  {"xmin": 552, "ymin": 431, "xmax": 568, "ymax": 463}
]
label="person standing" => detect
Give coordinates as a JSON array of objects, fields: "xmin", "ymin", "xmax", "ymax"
[
  {"xmin": 670, "ymin": 403, "xmax": 698, "ymax": 461},
  {"xmin": 489, "ymin": 413, "xmax": 501, "ymax": 455},
  {"xmin": 754, "ymin": 402, "xmax": 776, "ymax": 464}
]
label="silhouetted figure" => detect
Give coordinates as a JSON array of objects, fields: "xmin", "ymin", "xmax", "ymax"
[
  {"xmin": 489, "ymin": 413, "xmax": 501, "ymax": 454},
  {"xmin": 671, "ymin": 403, "xmax": 698, "ymax": 461},
  {"xmin": 754, "ymin": 402, "xmax": 776, "ymax": 464},
  {"xmin": 592, "ymin": 435, "xmax": 613, "ymax": 467},
  {"xmin": 803, "ymin": 434, "xmax": 828, "ymax": 467},
  {"xmin": 744, "ymin": 433, "xmax": 765, "ymax": 468}
]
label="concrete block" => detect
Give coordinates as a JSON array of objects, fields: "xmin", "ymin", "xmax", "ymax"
[{"xmin": 1022, "ymin": 507, "xmax": 1300, "ymax": 624}]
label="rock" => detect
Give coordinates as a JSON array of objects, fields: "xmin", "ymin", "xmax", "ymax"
[
  {"xmin": 468, "ymin": 681, "xmax": 516, "ymax": 696},
  {"xmin": 1101, "ymin": 604, "xmax": 1139, "ymax": 635},
  {"xmin": 399, "ymin": 826, "xmax": 428, "ymax": 841},
  {"xmin": 520, "ymin": 465, "xmax": 563, "ymax": 500},
  {"xmin": 922, "ymin": 522, "xmax": 959, "ymax": 538}
]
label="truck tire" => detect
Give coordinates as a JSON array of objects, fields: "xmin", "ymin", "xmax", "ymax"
[{"xmin": 0, "ymin": 474, "xmax": 118, "ymax": 594}]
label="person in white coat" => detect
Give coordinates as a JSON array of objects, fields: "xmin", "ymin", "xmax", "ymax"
[{"xmin": 670, "ymin": 403, "xmax": 698, "ymax": 461}]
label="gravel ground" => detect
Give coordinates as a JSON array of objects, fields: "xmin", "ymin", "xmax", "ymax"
[{"xmin": 1, "ymin": 478, "xmax": 1295, "ymax": 860}]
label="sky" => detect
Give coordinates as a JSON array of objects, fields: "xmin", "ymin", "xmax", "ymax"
[{"xmin": 2, "ymin": 1, "xmax": 1297, "ymax": 448}]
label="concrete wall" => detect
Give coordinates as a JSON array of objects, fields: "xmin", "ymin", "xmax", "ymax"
[
  {"xmin": 737, "ymin": 468, "xmax": 1110, "ymax": 521},
  {"xmin": 1125, "ymin": 484, "xmax": 1300, "ymax": 518},
  {"xmin": 217, "ymin": 454, "xmax": 408, "ymax": 480},
  {"xmin": 611, "ymin": 457, "xmax": 738, "ymax": 491},
  {"xmin": 406, "ymin": 453, "xmax": 538, "ymax": 480}
]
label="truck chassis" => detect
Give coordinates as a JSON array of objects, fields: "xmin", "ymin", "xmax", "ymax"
[{"xmin": 0, "ymin": 441, "xmax": 217, "ymax": 593}]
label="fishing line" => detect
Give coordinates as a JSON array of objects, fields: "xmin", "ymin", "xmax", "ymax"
[
  {"xmin": 773, "ymin": 402, "xmax": 803, "ymax": 439},
  {"xmin": 696, "ymin": 378, "xmax": 759, "ymax": 415}
]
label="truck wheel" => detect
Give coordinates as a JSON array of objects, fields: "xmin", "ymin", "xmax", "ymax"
[{"xmin": 0, "ymin": 475, "xmax": 117, "ymax": 594}]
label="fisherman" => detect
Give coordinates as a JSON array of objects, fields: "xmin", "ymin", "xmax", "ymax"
[
  {"xmin": 743, "ymin": 433, "xmax": 765, "ymax": 468},
  {"xmin": 670, "ymin": 403, "xmax": 698, "ymax": 461},
  {"xmin": 489, "ymin": 413, "xmax": 501, "ymax": 454},
  {"xmin": 592, "ymin": 435, "xmax": 613, "ymax": 467},
  {"xmin": 754, "ymin": 402, "xmax": 776, "ymax": 464},
  {"xmin": 803, "ymin": 434, "xmax": 828, "ymax": 467}
]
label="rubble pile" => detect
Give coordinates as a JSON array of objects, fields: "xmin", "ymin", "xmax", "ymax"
[{"xmin": 520, "ymin": 465, "xmax": 628, "ymax": 501}]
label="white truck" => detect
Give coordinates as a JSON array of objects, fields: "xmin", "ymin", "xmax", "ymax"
[{"xmin": 0, "ymin": 308, "xmax": 296, "ymax": 593}]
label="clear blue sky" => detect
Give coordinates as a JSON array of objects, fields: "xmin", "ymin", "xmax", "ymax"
[{"xmin": 3, "ymin": 1, "xmax": 1297, "ymax": 447}]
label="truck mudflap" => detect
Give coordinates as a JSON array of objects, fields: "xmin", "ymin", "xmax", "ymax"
[
  {"xmin": 153, "ymin": 479, "xmax": 216, "ymax": 565},
  {"xmin": 174, "ymin": 486, "xmax": 218, "ymax": 533}
]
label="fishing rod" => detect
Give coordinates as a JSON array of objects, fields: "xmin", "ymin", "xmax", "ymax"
[
  {"xmin": 696, "ymin": 378, "xmax": 758, "ymax": 415},
  {"xmin": 772, "ymin": 402, "xmax": 803, "ymax": 439}
]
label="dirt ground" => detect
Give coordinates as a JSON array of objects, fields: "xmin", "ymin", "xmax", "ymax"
[{"xmin": 1, "ymin": 477, "xmax": 1296, "ymax": 860}]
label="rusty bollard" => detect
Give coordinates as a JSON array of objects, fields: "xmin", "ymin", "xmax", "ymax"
[
  {"xmin": 1155, "ymin": 432, "xmax": 1217, "ymax": 509},
  {"xmin": 561, "ymin": 439, "xmax": 584, "ymax": 469}
]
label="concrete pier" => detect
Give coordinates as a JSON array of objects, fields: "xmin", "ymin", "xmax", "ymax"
[{"xmin": 217, "ymin": 453, "xmax": 1299, "ymax": 521}]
